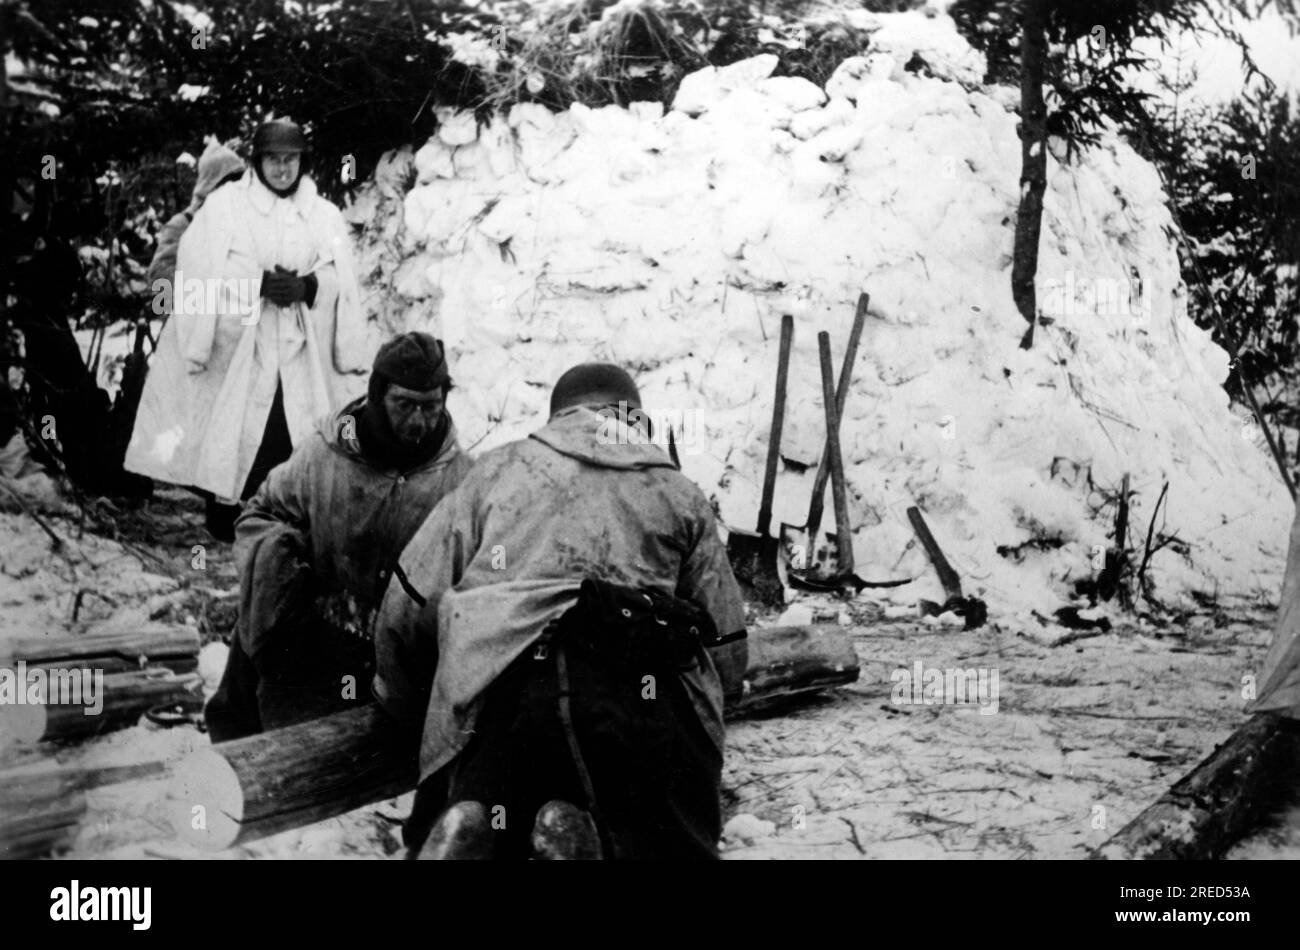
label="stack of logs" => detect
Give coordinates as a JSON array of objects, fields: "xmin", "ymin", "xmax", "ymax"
[
  {"xmin": 1, "ymin": 626, "xmax": 202, "ymax": 746},
  {"xmin": 2, "ymin": 623, "xmax": 859, "ymax": 855},
  {"xmin": 0, "ymin": 625, "xmax": 202, "ymax": 858},
  {"xmin": 167, "ymin": 624, "xmax": 860, "ymax": 850}
]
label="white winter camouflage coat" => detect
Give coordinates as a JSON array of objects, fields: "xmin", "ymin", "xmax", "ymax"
[{"xmin": 125, "ymin": 171, "xmax": 370, "ymax": 500}]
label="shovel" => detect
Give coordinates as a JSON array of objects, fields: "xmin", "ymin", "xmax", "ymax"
[
  {"xmin": 802, "ymin": 332, "xmax": 858, "ymax": 595},
  {"xmin": 779, "ymin": 292, "xmax": 868, "ymax": 585},
  {"xmin": 727, "ymin": 312, "xmax": 794, "ymax": 608},
  {"xmin": 796, "ymin": 334, "xmax": 914, "ymax": 595}
]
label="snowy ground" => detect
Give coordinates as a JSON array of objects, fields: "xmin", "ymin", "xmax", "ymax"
[
  {"xmin": 0, "ymin": 499, "xmax": 1285, "ymax": 860},
  {"xmin": 722, "ymin": 612, "xmax": 1270, "ymax": 858}
]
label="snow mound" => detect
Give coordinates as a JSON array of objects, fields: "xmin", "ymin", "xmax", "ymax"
[{"xmin": 347, "ymin": 11, "xmax": 1289, "ymax": 616}]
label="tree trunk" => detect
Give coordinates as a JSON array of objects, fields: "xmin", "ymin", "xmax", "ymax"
[
  {"xmin": 1095, "ymin": 714, "xmax": 1300, "ymax": 859},
  {"xmin": 0, "ymin": 4, "xmax": 15, "ymax": 435},
  {"xmin": 1097, "ymin": 473, "xmax": 1130, "ymax": 604},
  {"xmin": 1013, "ymin": 0, "xmax": 1049, "ymax": 350}
]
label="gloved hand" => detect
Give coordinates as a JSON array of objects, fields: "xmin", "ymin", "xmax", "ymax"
[
  {"xmin": 255, "ymin": 559, "xmax": 322, "ymax": 681},
  {"xmin": 275, "ymin": 560, "xmax": 321, "ymax": 637},
  {"xmin": 260, "ymin": 267, "xmax": 316, "ymax": 308}
]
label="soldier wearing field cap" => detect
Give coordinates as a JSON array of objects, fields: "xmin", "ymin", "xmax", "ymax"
[{"xmin": 206, "ymin": 332, "xmax": 471, "ymax": 740}]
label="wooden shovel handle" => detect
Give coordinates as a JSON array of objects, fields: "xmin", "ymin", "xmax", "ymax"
[
  {"xmin": 818, "ymin": 332, "xmax": 854, "ymax": 574},
  {"xmin": 906, "ymin": 506, "xmax": 964, "ymax": 600},
  {"xmin": 757, "ymin": 313, "xmax": 794, "ymax": 536},
  {"xmin": 807, "ymin": 292, "xmax": 869, "ymax": 530}
]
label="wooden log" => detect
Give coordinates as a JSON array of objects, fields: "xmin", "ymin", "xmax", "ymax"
[
  {"xmin": 0, "ymin": 760, "xmax": 171, "ymax": 799},
  {"xmin": 0, "ymin": 794, "xmax": 86, "ymax": 859},
  {"xmin": 729, "ymin": 624, "xmax": 859, "ymax": 717},
  {"xmin": 2, "ymin": 625, "xmax": 200, "ymax": 674},
  {"xmin": 0, "ymin": 670, "xmax": 203, "ymax": 746},
  {"xmin": 168, "ymin": 704, "xmax": 418, "ymax": 851},
  {"xmin": 0, "ymin": 760, "xmax": 171, "ymax": 859},
  {"xmin": 0, "ymin": 760, "xmax": 170, "ymax": 858},
  {"xmin": 1095, "ymin": 713, "xmax": 1300, "ymax": 860},
  {"xmin": 165, "ymin": 625, "xmax": 858, "ymax": 850}
]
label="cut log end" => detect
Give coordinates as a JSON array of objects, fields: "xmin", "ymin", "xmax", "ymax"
[
  {"xmin": 167, "ymin": 748, "xmax": 244, "ymax": 851},
  {"xmin": 0, "ymin": 702, "xmax": 48, "ymax": 747}
]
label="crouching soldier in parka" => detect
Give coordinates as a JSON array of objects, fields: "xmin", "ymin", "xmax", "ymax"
[
  {"xmin": 373, "ymin": 363, "xmax": 749, "ymax": 860},
  {"xmin": 206, "ymin": 332, "xmax": 471, "ymax": 741}
]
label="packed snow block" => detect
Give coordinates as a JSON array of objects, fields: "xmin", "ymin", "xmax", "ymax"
[
  {"xmin": 476, "ymin": 193, "xmax": 536, "ymax": 244},
  {"xmin": 451, "ymin": 141, "xmax": 495, "ymax": 180},
  {"xmin": 413, "ymin": 139, "xmax": 455, "ymax": 183},
  {"xmin": 806, "ymin": 125, "xmax": 864, "ymax": 163},
  {"xmin": 392, "ymin": 255, "xmax": 439, "ymax": 301},
  {"xmin": 513, "ymin": 112, "xmax": 578, "ymax": 183},
  {"xmin": 354, "ymin": 18, "xmax": 1290, "ymax": 615},
  {"xmin": 868, "ymin": 10, "xmax": 986, "ymax": 85},
  {"xmin": 758, "ymin": 76, "xmax": 828, "ymax": 113},
  {"xmin": 672, "ymin": 54, "xmax": 779, "ymax": 116},
  {"xmin": 1096, "ymin": 715, "xmax": 1300, "ymax": 860},
  {"xmin": 826, "ymin": 56, "xmax": 877, "ymax": 102},
  {"xmin": 480, "ymin": 117, "xmax": 518, "ymax": 178},
  {"xmin": 706, "ymin": 89, "xmax": 795, "ymax": 139},
  {"xmin": 436, "ymin": 109, "xmax": 479, "ymax": 147},
  {"xmin": 568, "ymin": 101, "xmax": 643, "ymax": 141},
  {"xmin": 857, "ymin": 81, "xmax": 920, "ymax": 132},
  {"xmin": 790, "ymin": 96, "xmax": 855, "ymax": 141}
]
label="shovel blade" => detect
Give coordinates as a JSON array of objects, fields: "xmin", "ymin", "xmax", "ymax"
[
  {"xmin": 795, "ymin": 530, "xmax": 842, "ymax": 584},
  {"xmin": 782, "ymin": 528, "xmax": 848, "ymax": 592},
  {"xmin": 727, "ymin": 530, "xmax": 785, "ymax": 608},
  {"xmin": 778, "ymin": 523, "xmax": 811, "ymax": 574}
]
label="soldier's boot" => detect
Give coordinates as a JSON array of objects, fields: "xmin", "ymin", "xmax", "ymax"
[
  {"xmin": 416, "ymin": 801, "xmax": 494, "ymax": 860},
  {"xmin": 530, "ymin": 799, "xmax": 602, "ymax": 860}
]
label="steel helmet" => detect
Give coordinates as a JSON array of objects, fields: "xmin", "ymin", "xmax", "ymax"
[{"xmin": 251, "ymin": 119, "xmax": 307, "ymax": 155}]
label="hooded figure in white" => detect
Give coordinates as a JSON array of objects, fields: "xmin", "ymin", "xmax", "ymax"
[
  {"xmin": 126, "ymin": 119, "xmax": 369, "ymax": 506},
  {"xmin": 145, "ymin": 136, "xmax": 246, "ymax": 302}
]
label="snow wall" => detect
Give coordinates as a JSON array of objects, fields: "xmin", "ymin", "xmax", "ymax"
[{"xmin": 344, "ymin": 9, "xmax": 1290, "ymax": 617}]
